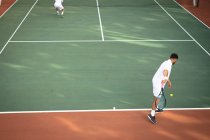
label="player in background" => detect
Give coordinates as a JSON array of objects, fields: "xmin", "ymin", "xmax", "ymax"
[
  {"xmin": 148, "ymin": 53, "xmax": 178, "ymax": 124},
  {"xmin": 54, "ymin": 0, "xmax": 64, "ymax": 16}
]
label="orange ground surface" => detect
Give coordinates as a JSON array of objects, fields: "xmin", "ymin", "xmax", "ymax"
[{"xmin": 0, "ymin": 110, "xmax": 210, "ymax": 140}]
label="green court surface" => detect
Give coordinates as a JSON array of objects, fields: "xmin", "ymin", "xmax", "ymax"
[{"xmin": 0, "ymin": 0, "xmax": 209, "ymax": 112}]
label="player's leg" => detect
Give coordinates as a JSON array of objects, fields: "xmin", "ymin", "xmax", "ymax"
[
  {"xmin": 148, "ymin": 85, "xmax": 161, "ymax": 124},
  {"xmin": 55, "ymin": 4, "xmax": 64, "ymax": 16},
  {"xmin": 59, "ymin": 5, "xmax": 64, "ymax": 15},
  {"xmin": 54, "ymin": 3, "xmax": 60, "ymax": 15},
  {"xmin": 148, "ymin": 96, "xmax": 159, "ymax": 124},
  {"xmin": 152, "ymin": 85, "xmax": 161, "ymax": 112},
  {"xmin": 56, "ymin": 8, "xmax": 60, "ymax": 15},
  {"xmin": 60, "ymin": 9, "xmax": 64, "ymax": 15},
  {"xmin": 152, "ymin": 96, "xmax": 160, "ymax": 111}
]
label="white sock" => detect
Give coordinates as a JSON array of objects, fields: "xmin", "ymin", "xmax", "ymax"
[
  {"xmin": 151, "ymin": 110, "xmax": 155, "ymax": 117},
  {"xmin": 61, "ymin": 10, "xmax": 64, "ymax": 15}
]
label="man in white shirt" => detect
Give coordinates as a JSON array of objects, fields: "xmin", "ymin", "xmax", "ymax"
[
  {"xmin": 148, "ymin": 53, "xmax": 178, "ymax": 124},
  {"xmin": 54, "ymin": 0, "xmax": 64, "ymax": 16}
]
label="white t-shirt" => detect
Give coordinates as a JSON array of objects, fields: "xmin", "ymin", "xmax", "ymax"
[
  {"xmin": 152, "ymin": 59, "xmax": 172, "ymax": 88},
  {"xmin": 55, "ymin": 0, "xmax": 63, "ymax": 5}
]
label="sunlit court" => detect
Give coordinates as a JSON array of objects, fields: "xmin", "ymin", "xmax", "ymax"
[{"xmin": 0, "ymin": 0, "xmax": 210, "ymax": 139}]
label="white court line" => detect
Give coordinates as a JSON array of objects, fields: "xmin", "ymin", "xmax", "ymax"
[
  {"xmin": 154, "ymin": 0, "xmax": 210, "ymax": 56},
  {"xmin": 10, "ymin": 40, "xmax": 103, "ymax": 43},
  {"xmin": 0, "ymin": 108, "xmax": 210, "ymax": 114},
  {"xmin": 0, "ymin": 0, "xmax": 18, "ymax": 18},
  {"xmin": 105, "ymin": 39, "xmax": 194, "ymax": 42},
  {"xmin": 96, "ymin": 0, "xmax": 104, "ymax": 41},
  {"xmin": 0, "ymin": 0, "xmax": 39, "ymax": 54},
  {"xmin": 173, "ymin": 0, "xmax": 210, "ymax": 30},
  {"xmin": 9, "ymin": 39, "xmax": 194, "ymax": 43}
]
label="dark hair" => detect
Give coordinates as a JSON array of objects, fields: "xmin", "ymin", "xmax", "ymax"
[{"xmin": 170, "ymin": 53, "xmax": 178, "ymax": 59}]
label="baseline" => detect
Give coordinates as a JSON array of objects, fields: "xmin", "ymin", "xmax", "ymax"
[{"xmin": 0, "ymin": 107, "xmax": 210, "ymax": 114}]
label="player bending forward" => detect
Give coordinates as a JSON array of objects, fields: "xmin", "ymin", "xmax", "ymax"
[
  {"xmin": 54, "ymin": 0, "xmax": 64, "ymax": 16},
  {"xmin": 148, "ymin": 53, "xmax": 178, "ymax": 124}
]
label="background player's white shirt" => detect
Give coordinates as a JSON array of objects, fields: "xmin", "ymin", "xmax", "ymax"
[
  {"xmin": 54, "ymin": 0, "xmax": 64, "ymax": 10},
  {"xmin": 55, "ymin": 0, "xmax": 63, "ymax": 5},
  {"xmin": 152, "ymin": 59, "xmax": 172, "ymax": 88}
]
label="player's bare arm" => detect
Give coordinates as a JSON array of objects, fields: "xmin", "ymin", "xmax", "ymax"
[
  {"xmin": 161, "ymin": 69, "xmax": 172, "ymax": 88},
  {"xmin": 161, "ymin": 69, "xmax": 169, "ymax": 85}
]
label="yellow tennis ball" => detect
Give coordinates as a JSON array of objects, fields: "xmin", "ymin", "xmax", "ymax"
[{"xmin": 170, "ymin": 93, "xmax": 174, "ymax": 97}]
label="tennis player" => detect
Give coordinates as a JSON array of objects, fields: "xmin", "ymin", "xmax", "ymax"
[
  {"xmin": 148, "ymin": 53, "xmax": 178, "ymax": 124},
  {"xmin": 54, "ymin": 0, "xmax": 64, "ymax": 16}
]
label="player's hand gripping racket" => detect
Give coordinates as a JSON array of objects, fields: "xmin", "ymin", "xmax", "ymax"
[{"xmin": 155, "ymin": 88, "xmax": 167, "ymax": 111}]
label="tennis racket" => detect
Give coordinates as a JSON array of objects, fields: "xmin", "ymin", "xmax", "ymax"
[{"xmin": 155, "ymin": 88, "xmax": 167, "ymax": 111}]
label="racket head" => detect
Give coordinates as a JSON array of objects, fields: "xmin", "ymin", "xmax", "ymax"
[{"xmin": 155, "ymin": 88, "xmax": 167, "ymax": 110}]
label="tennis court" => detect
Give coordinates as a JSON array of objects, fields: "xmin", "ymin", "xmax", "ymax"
[{"xmin": 0, "ymin": 0, "xmax": 210, "ymax": 139}]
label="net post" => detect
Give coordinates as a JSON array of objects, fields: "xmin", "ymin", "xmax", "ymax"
[{"xmin": 193, "ymin": 0, "xmax": 199, "ymax": 7}]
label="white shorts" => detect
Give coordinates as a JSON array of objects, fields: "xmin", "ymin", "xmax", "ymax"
[
  {"xmin": 54, "ymin": 3, "xmax": 64, "ymax": 10},
  {"xmin": 152, "ymin": 79, "xmax": 162, "ymax": 98}
]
